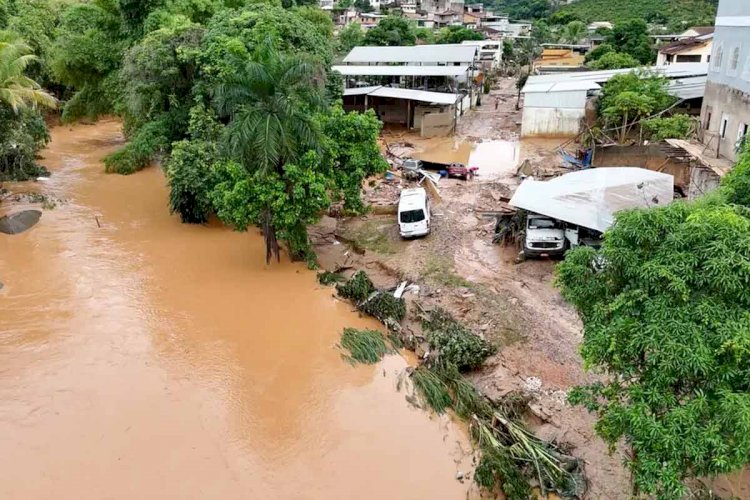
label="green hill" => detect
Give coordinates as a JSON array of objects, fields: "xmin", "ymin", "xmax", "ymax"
[{"xmin": 556, "ymin": 0, "xmax": 717, "ymax": 26}]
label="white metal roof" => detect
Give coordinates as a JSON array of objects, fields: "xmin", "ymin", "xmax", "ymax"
[
  {"xmin": 343, "ymin": 44, "xmax": 478, "ymax": 64},
  {"xmin": 343, "ymin": 86, "xmax": 382, "ymax": 96},
  {"xmin": 523, "ymin": 81, "xmax": 601, "ymax": 93},
  {"xmin": 342, "ymin": 85, "xmax": 460, "ymax": 105},
  {"xmin": 509, "ymin": 167, "xmax": 674, "ymax": 233},
  {"xmin": 332, "ymin": 64, "xmax": 470, "ymax": 76},
  {"xmin": 522, "ymin": 63, "xmax": 708, "ymax": 100},
  {"xmin": 667, "ymin": 75, "xmax": 707, "ymax": 100}
]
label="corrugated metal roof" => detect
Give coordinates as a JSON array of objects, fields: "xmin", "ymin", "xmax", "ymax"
[
  {"xmin": 343, "ymin": 44, "xmax": 478, "ymax": 64},
  {"xmin": 343, "ymin": 86, "xmax": 382, "ymax": 96},
  {"xmin": 526, "ymin": 63, "xmax": 708, "ymax": 85},
  {"xmin": 523, "ymin": 63, "xmax": 708, "ymax": 99},
  {"xmin": 332, "ymin": 65, "xmax": 470, "ymax": 76},
  {"xmin": 342, "ymin": 85, "xmax": 460, "ymax": 105},
  {"xmin": 523, "ymin": 81, "xmax": 601, "ymax": 93},
  {"xmin": 369, "ymin": 87, "xmax": 460, "ymax": 104},
  {"xmin": 667, "ymin": 76, "xmax": 707, "ymax": 100}
]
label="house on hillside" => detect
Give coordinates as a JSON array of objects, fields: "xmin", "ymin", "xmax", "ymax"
[
  {"xmin": 700, "ymin": 0, "xmax": 750, "ymax": 162},
  {"xmin": 534, "ymin": 45, "xmax": 587, "ymax": 73},
  {"xmin": 656, "ymin": 29, "xmax": 714, "ymax": 65},
  {"xmin": 462, "ymin": 40, "xmax": 503, "ymax": 70}
]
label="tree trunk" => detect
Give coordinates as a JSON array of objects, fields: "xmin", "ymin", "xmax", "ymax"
[
  {"xmin": 621, "ymin": 112, "xmax": 629, "ymax": 143},
  {"xmin": 262, "ymin": 206, "xmax": 280, "ymax": 264}
]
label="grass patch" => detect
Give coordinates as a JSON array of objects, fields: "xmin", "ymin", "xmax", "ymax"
[
  {"xmin": 422, "ymin": 308, "xmax": 497, "ymax": 371},
  {"xmin": 422, "ymin": 255, "xmax": 475, "ymax": 289},
  {"xmin": 340, "ymin": 328, "xmax": 391, "ymax": 365},
  {"xmin": 345, "ymin": 219, "xmax": 398, "ymax": 255},
  {"xmin": 360, "ymin": 292, "xmax": 406, "ymax": 324}
]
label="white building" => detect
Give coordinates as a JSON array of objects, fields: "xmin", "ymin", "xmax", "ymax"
[
  {"xmin": 656, "ymin": 31, "xmax": 714, "ymax": 66},
  {"xmin": 461, "ymin": 40, "xmax": 503, "ymax": 70}
]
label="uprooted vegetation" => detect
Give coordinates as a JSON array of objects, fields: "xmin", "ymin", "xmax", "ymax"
[
  {"xmin": 328, "ymin": 271, "xmax": 586, "ymax": 498},
  {"xmin": 339, "ymin": 328, "xmax": 391, "ymax": 365}
]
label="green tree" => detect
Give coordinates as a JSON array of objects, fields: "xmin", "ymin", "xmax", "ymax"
[
  {"xmin": 584, "ymin": 43, "xmax": 613, "ymax": 64},
  {"xmin": 599, "ymin": 71, "xmax": 676, "ymax": 141},
  {"xmin": 642, "ymin": 114, "xmax": 696, "ymax": 141},
  {"xmin": 414, "ymin": 27, "xmax": 434, "ymax": 44},
  {"xmin": 606, "ymin": 19, "xmax": 654, "ymax": 65},
  {"xmin": 166, "ymin": 104, "xmax": 223, "ymax": 223},
  {"xmin": 723, "ymin": 143, "xmax": 750, "ymax": 208},
  {"xmin": 319, "ymin": 105, "xmax": 388, "ymax": 213},
  {"xmin": 337, "ymin": 22, "xmax": 364, "ymax": 54},
  {"xmin": 0, "ymin": 31, "xmax": 57, "ymax": 112},
  {"xmin": 51, "ymin": 0, "xmax": 128, "ymax": 122},
  {"xmin": 561, "ymin": 20, "xmax": 586, "ymax": 44},
  {"xmin": 587, "ymin": 51, "xmax": 639, "ymax": 70},
  {"xmin": 210, "ymin": 40, "xmax": 327, "ymax": 263},
  {"xmin": 363, "ymin": 16, "xmax": 415, "ymax": 46},
  {"xmin": 353, "ymin": 0, "xmax": 372, "ymax": 12},
  {"xmin": 436, "ymin": 26, "xmax": 484, "ymax": 44},
  {"xmin": 557, "ymin": 199, "xmax": 750, "ymax": 498}
]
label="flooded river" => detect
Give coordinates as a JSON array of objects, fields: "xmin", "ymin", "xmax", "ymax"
[{"xmin": 0, "ymin": 120, "xmax": 473, "ymax": 498}]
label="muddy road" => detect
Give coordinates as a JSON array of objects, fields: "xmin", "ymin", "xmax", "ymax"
[{"xmin": 0, "ymin": 120, "xmax": 475, "ymax": 499}]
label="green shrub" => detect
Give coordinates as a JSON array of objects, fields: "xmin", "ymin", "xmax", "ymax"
[
  {"xmin": 723, "ymin": 144, "xmax": 750, "ymax": 207},
  {"xmin": 336, "ymin": 271, "xmax": 375, "ymax": 302},
  {"xmin": 166, "ymin": 138, "xmax": 218, "ymax": 223},
  {"xmin": 359, "ymin": 292, "xmax": 406, "ymax": 324},
  {"xmin": 422, "ymin": 308, "xmax": 496, "ymax": 371},
  {"xmin": 317, "ymin": 271, "xmax": 344, "ymax": 285},
  {"xmin": 104, "ymin": 119, "xmax": 169, "ymax": 174},
  {"xmin": 642, "ymin": 114, "xmax": 696, "ymax": 141},
  {"xmin": 340, "ymin": 328, "xmax": 391, "ymax": 364},
  {"xmin": 0, "ymin": 107, "xmax": 50, "ymax": 181}
]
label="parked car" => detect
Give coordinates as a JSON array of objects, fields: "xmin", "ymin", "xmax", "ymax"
[
  {"xmin": 398, "ymin": 188, "xmax": 431, "ymax": 238},
  {"xmin": 402, "ymin": 158, "xmax": 477, "ymax": 180},
  {"xmin": 523, "ymin": 214, "xmax": 566, "ymax": 257}
]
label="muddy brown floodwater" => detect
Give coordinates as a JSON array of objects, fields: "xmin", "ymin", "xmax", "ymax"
[{"xmin": 0, "ymin": 120, "xmax": 475, "ymax": 499}]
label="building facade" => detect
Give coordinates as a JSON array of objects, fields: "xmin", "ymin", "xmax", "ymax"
[{"xmin": 700, "ymin": 0, "xmax": 750, "ymax": 161}]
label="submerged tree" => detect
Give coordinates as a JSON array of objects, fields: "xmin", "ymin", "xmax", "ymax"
[
  {"xmin": 210, "ymin": 39, "xmax": 327, "ymax": 263},
  {"xmin": 557, "ymin": 199, "xmax": 750, "ymax": 498}
]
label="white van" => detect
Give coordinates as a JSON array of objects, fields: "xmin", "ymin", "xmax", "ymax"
[{"xmin": 398, "ymin": 188, "xmax": 431, "ymax": 238}]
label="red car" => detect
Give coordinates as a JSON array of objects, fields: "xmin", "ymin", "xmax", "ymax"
[{"xmin": 447, "ymin": 163, "xmax": 478, "ymax": 180}]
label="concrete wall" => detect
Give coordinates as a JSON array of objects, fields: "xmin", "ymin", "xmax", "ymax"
[
  {"xmin": 689, "ymin": 165, "xmax": 722, "ymax": 198},
  {"xmin": 524, "ymin": 90, "xmax": 588, "ymax": 109},
  {"xmin": 421, "ymin": 112, "xmax": 454, "ymax": 138},
  {"xmin": 700, "ymin": 80, "xmax": 750, "ymax": 161},
  {"xmin": 413, "ymin": 104, "xmax": 450, "ymax": 129},
  {"xmin": 593, "ymin": 144, "xmax": 691, "ymax": 193},
  {"xmin": 521, "ymin": 108, "xmax": 585, "ymax": 137}
]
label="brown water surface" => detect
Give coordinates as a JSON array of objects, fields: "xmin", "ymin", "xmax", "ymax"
[{"xmin": 0, "ymin": 120, "xmax": 473, "ymax": 499}]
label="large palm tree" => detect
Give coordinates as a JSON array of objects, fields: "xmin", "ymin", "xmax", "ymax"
[
  {"xmin": 212, "ymin": 39, "xmax": 326, "ymax": 263},
  {"xmin": 0, "ymin": 32, "xmax": 57, "ymax": 113}
]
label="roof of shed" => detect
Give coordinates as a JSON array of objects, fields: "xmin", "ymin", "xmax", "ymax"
[
  {"xmin": 659, "ymin": 37, "xmax": 712, "ymax": 55},
  {"xmin": 343, "ymin": 44, "xmax": 478, "ymax": 64},
  {"xmin": 342, "ymin": 85, "xmax": 460, "ymax": 105},
  {"xmin": 332, "ymin": 64, "xmax": 470, "ymax": 76}
]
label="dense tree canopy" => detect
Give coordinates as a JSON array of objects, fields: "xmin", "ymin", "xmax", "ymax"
[
  {"xmin": 435, "ymin": 26, "xmax": 484, "ymax": 44},
  {"xmin": 557, "ymin": 195, "xmax": 750, "ymax": 498},
  {"xmin": 362, "ymin": 16, "xmax": 415, "ymax": 46}
]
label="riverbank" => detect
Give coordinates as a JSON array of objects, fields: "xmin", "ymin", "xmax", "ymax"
[{"xmin": 0, "ymin": 120, "xmax": 478, "ymax": 499}]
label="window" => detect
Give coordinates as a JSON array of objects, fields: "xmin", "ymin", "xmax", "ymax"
[
  {"xmin": 399, "ymin": 209, "xmax": 425, "ymax": 223},
  {"xmin": 712, "ymin": 42, "xmax": 724, "ymax": 72},
  {"xmin": 676, "ymin": 54, "xmax": 702, "ymax": 63},
  {"xmin": 720, "ymin": 115, "xmax": 729, "ymax": 138},
  {"xmin": 703, "ymin": 109, "xmax": 712, "ymax": 130},
  {"xmin": 729, "ymin": 45, "xmax": 742, "ymax": 75},
  {"xmin": 738, "ymin": 123, "xmax": 748, "ymax": 144}
]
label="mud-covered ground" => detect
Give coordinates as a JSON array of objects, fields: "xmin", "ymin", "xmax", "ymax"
[{"xmin": 312, "ymin": 77, "xmax": 633, "ymax": 499}]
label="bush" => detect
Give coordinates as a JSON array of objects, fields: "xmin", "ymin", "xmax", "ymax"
[
  {"xmin": 723, "ymin": 143, "xmax": 750, "ymax": 207},
  {"xmin": 422, "ymin": 308, "xmax": 496, "ymax": 371},
  {"xmin": 336, "ymin": 271, "xmax": 375, "ymax": 302},
  {"xmin": 104, "ymin": 119, "xmax": 169, "ymax": 174},
  {"xmin": 166, "ymin": 139, "xmax": 218, "ymax": 223},
  {"xmin": 359, "ymin": 292, "xmax": 406, "ymax": 324},
  {"xmin": 0, "ymin": 107, "xmax": 50, "ymax": 181},
  {"xmin": 587, "ymin": 51, "xmax": 639, "ymax": 70},
  {"xmin": 642, "ymin": 114, "xmax": 696, "ymax": 141}
]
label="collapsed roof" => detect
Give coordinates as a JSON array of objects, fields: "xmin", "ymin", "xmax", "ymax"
[{"xmin": 509, "ymin": 167, "xmax": 674, "ymax": 233}]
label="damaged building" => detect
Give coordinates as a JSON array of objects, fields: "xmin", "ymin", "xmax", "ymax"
[{"xmin": 333, "ymin": 44, "xmax": 481, "ymax": 137}]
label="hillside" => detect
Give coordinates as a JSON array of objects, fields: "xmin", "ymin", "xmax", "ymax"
[{"xmin": 557, "ymin": 0, "xmax": 717, "ymax": 26}]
